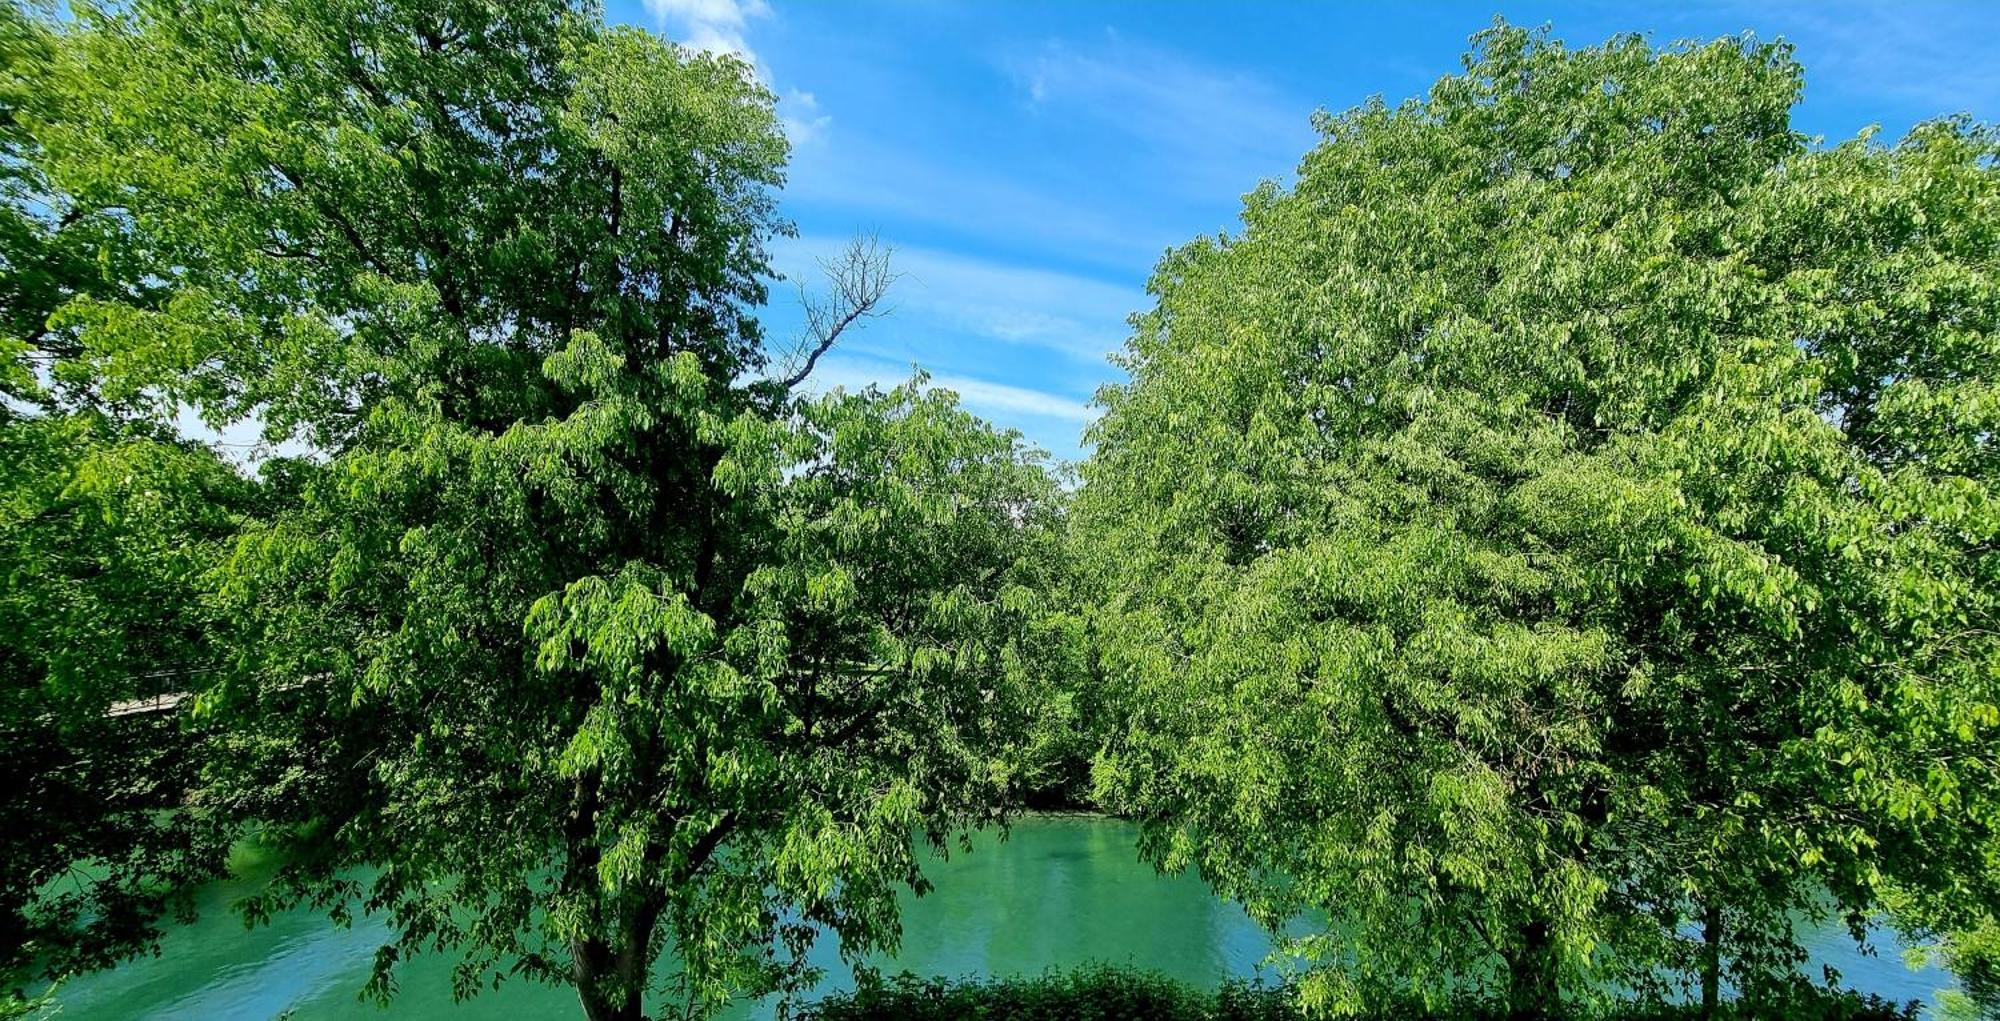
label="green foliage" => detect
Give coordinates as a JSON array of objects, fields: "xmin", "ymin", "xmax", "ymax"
[
  {"xmin": 794, "ymin": 967, "xmax": 1919, "ymax": 1021},
  {"xmin": 1, "ymin": 4, "xmax": 93, "ymax": 408},
  {"xmin": 1, "ymin": 0, "xmax": 256, "ymax": 998},
  {"xmin": 0, "ymin": 412, "xmax": 251, "ymax": 995},
  {"xmin": 1081, "ymin": 19, "xmax": 2000, "ymax": 1018},
  {"xmin": 13, "ymin": 1, "xmax": 1063, "ymax": 1018},
  {"xmin": 1936, "ymin": 919, "xmax": 2000, "ymax": 1020},
  {"xmin": 993, "ymin": 509, "xmax": 1126, "ymax": 810}
]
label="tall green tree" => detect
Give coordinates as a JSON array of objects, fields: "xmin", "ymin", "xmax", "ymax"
[
  {"xmin": 1, "ymin": 4, "xmax": 254, "ymax": 1007},
  {"xmin": 1082, "ymin": 22, "xmax": 2000, "ymax": 1018},
  {"xmin": 27, "ymin": 2, "xmax": 1060, "ymax": 1019},
  {"xmin": 1758, "ymin": 116, "xmax": 2000, "ymax": 1020}
]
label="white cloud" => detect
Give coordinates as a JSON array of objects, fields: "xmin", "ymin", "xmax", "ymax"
[
  {"xmin": 773, "ymin": 235, "xmax": 1140, "ymax": 363},
  {"xmin": 807, "ymin": 355, "xmax": 1096, "ymax": 427},
  {"xmin": 1007, "ymin": 31, "xmax": 1313, "ymax": 197},
  {"xmin": 873, "ymin": 246, "xmax": 1134, "ymax": 362},
  {"xmin": 646, "ymin": 0, "xmax": 772, "ymax": 66},
  {"xmin": 782, "ymin": 133, "xmax": 1176, "ymax": 273},
  {"xmin": 934, "ymin": 372, "xmax": 1096, "ymax": 424},
  {"xmin": 1733, "ymin": 1, "xmax": 2000, "ymax": 121},
  {"xmin": 782, "ymin": 89, "xmax": 832, "ymax": 146}
]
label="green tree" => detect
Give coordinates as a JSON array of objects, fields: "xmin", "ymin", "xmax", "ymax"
[
  {"xmin": 1082, "ymin": 22, "xmax": 2000, "ymax": 1018},
  {"xmin": 1, "ymin": 3, "xmax": 87, "ymax": 409},
  {"xmin": 997, "ymin": 507, "xmax": 1126, "ymax": 811},
  {"xmin": 1758, "ymin": 116, "xmax": 2000, "ymax": 1020},
  {"xmin": 27, "ymin": 2, "xmax": 1060, "ymax": 1019},
  {"xmin": 1, "ymin": 3, "xmax": 253, "ymax": 1005},
  {"xmin": 0, "ymin": 415, "xmax": 250, "ymax": 1005}
]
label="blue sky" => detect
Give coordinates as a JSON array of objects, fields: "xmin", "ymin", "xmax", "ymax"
[{"xmin": 616, "ymin": 0, "xmax": 2000, "ymax": 464}]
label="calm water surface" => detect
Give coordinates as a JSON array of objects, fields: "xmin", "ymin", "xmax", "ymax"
[{"xmin": 50, "ymin": 816, "xmax": 1957, "ymax": 1019}]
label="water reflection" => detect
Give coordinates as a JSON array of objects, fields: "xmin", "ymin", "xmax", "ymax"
[{"xmin": 50, "ymin": 816, "xmax": 1959, "ymax": 1020}]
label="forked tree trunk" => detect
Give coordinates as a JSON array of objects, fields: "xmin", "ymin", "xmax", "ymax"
[
  {"xmin": 572, "ymin": 934, "xmax": 640, "ymax": 1021},
  {"xmin": 572, "ymin": 900, "xmax": 661, "ymax": 1021}
]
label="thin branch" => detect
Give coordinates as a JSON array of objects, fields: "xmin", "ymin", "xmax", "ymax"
[
  {"xmin": 670, "ymin": 810, "xmax": 738, "ymax": 886},
  {"xmin": 777, "ymin": 233, "xmax": 898, "ymax": 391},
  {"xmin": 271, "ymin": 163, "xmax": 398, "ymax": 280}
]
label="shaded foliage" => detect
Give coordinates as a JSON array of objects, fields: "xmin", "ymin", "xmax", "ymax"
[{"xmin": 0, "ymin": 414, "xmax": 250, "ymax": 999}]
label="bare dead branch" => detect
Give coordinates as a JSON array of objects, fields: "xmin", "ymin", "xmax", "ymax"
[{"xmin": 776, "ymin": 233, "xmax": 898, "ymax": 391}]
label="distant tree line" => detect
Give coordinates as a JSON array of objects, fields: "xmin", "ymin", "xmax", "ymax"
[{"xmin": 1, "ymin": 4, "xmax": 1996, "ymax": 1021}]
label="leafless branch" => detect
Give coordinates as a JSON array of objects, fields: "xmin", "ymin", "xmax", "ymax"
[{"xmin": 776, "ymin": 233, "xmax": 898, "ymax": 391}]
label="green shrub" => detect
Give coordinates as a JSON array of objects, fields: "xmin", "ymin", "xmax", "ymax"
[
  {"xmin": 796, "ymin": 967, "xmax": 1277, "ymax": 1021},
  {"xmin": 793, "ymin": 966, "xmax": 1920, "ymax": 1021}
]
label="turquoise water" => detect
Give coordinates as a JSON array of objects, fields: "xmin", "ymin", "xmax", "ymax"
[{"xmin": 48, "ymin": 816, "xmax": 1957, "ymax": 1019}]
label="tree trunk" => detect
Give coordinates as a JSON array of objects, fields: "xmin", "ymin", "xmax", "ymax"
[
  {"xmin": 573, "ymin": 934, "xmax": 627, "ymax": 1021},
  {"xmin": 1700, "ymin": 902, "xmax": 1725, "ymax": 1019},
  {"xmin": 572, "ymin": 891, "xmax": 664, "ymax": 1021},
  {"xmin": 572, "ymin": 934, "xmax": 645, "ymax": 1021},
  {"xmin": 1506, "ymin": 919, "xmax": 1556, "ymax": 1021}
]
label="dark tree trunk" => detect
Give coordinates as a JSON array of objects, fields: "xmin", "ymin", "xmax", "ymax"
[
  {"xmin": 1701, "ymin": 902, "xmax": 1725, "ymax": 1019},
  {"xmin": 564, "ymin": 768, "xmax": 638, "ymax": 1021},
  {"xmin": 571, "ymin": 935, "xmax": 634, "ymax": 1021},
  {"xmin": 572, "ymin": 889, "xmax": 665, "ymax": 1021},
  {"xmin": 1506, "ymin": 918, "xmax": 1557, "ymax": 1021}
]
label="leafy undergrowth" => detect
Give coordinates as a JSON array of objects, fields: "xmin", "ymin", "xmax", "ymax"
[{"xmin": 794, "ymin": 966, "xmax": 1920, "ymax": 1021}]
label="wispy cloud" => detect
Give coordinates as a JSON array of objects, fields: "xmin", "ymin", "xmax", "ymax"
[
  {"xmin": 1703, "ymin": 0, "xmax": 2000, "ymax": 127},
  {"xmin": 758, "ymin": 24, "xmax": 1297, "ymax": 275},
  {"xmin": 782, "ymin": 88, "xmax": 832, "ymax": 146},
  {"xmin": 929, "ymin": 372, "xmax": 1097, "ymax": 425},
  {"xmin": 782, "ymin": 132, "xmax": 1173, "ymax": 273},
  {"xmin": 645, "ymin": 0, "xmax": 771, "ymax": 65},
  {"xmin": 774, "ymin": 236, "xmax": 1140, "ymax": 363},
  {"xmin": 807, "ymin": 354, "xmax": 1096, "ymax": 427},
  {"xmin": 1007, "ymin": 30, "xmax": 1315, "ymax": 197}
]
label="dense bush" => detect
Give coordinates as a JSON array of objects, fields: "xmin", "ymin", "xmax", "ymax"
[
  {"xmin": 795, "ymin": 968, "xmax": 1289, "ymax": 1021},
  {"xmin": 794, "ymin": 966, "xmax": 1921, "ymax": 1021}
]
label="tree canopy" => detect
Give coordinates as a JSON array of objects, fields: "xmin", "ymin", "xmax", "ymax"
[
  {"xmin": 6, "ymin": 6, "xmax": 2000, "ymax": 1021},
  {"xmin": 1082, "ymin": 21, "xmax": 2000, "ymax": 1019},
  {"xmin": 7, "ymin": 1, "xmax": 1062, "ymax": 1018}
]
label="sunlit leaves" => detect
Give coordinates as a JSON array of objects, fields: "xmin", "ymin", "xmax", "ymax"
[
  {"xmin": 11, "ymin": 1, "xmax": 1061, "ymax": 1017},
  {"xmin": 1083, "ymin": 18, "xmax": 2000, "ymax": 1016}
]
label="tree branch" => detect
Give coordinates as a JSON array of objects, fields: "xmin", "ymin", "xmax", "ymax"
[
  {"xmin": 671, "ymin": 810, "xmax": 738, "ymax": 886},
  {"xmin": 271, "ymin": 163, "xmax": 399, "ymax": 281},
  {"xmin": 776, "ymin": 234, "xmax": 898, "ymax": 391}
]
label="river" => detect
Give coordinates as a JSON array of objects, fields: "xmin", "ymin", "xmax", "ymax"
[{"xmin": 49, "ymin": 816, "xmax": 1959, "ymax": 1019}]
